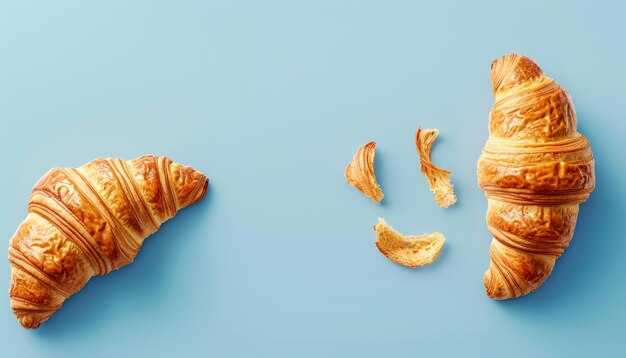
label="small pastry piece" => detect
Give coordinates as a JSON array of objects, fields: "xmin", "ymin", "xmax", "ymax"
[
  {"xmin": 478, "ymin": 54, "xmax": 594, "ymax": 300},
  {"xmin": 415, "ymin": 128, "xmax": 457, "ymax": 208},
  {"xmin": 345, "ymin": 141, "xmax": 384, "ymax": 204},
  {"xmin": 8, "ymin": 155, "xmax": 208, "ymax": 329},
  {"xmin": 374, "ymin": 218, "xmax": 445, "ymax": 268}
]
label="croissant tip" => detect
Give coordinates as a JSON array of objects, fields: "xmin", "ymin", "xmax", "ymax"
[
  {"xmin": 21, "ymin": 322, "xmax": 40, "ymax": 330},
  {"xmin": 490, "ymin": 53, "xmax": 544, "ymax": 92},
  {"xmin": 186, "ymin": 173, "xmax": 209, "ymax": 207},
  {"xmin": 483, "ymin": 268, "xmax": 513, "ymax": 300},
  {"xmin": 196, "ymin": 176, "xmax": 209, "ymax": 204},
  {"xmin": 15, "ymin": 314, "xmax": 44, "ymax": 330}
]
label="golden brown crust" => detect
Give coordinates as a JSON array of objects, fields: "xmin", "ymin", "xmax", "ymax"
[
  {"xmin": 128, "ymin": 155, "xmax": 168, "ymax": 223},
  {"xmin": 373, "ymin": 218, "xmax": 445, "ymax": 268},
  {"xmin": 345, "ymin": 141, "xmax": 384, "ymax": 204},
  {"xmin": 415, "ymin": 128, "xmax": 457, "ymax": 208},
  {"xmin": 489, "ymin": 54, "xmax": 577, "ymax": 141},
  {"xmin": 8, "ymin": 155, "xmax": 208, "ymax": 329},
  {"xmin": 478, "ymin": 54, "xmax": 595, "ymax": 300}
]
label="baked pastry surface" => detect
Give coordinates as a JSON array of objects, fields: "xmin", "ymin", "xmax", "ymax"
[
  {"xmin": 416, "ymin": 128, "xmax": 457, "ymax": 208},
  {"xmin": 478, "ymin": 54, "xmax": 594, "ymax": 299},
  {"xmin": 8, "ymin": 155, "xmax": 208, "ymax": 328},
  {"xmin": 374, "ymin": 218, "xmax": 445, "ymax": 268},
  {"xmin": 345, "ymin": 141, "xmax": 384, "ymax": 204}
]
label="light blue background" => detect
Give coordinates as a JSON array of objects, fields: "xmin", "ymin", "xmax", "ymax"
[{"xmin": 1, "ymin": 1, "xmax": 625, "ymax": 356}]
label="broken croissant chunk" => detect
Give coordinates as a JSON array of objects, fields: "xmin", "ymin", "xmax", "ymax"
[
  {"xmin": 374, "ymin": 218, "xmax": 445, "ymax": 268},
  {"xmin": 415, "ymin": 128, "xmax": 457, "ymax": 208},
  {"xmin": 345, "ymin": 141, "xmax": 384, "ymax": 204}
]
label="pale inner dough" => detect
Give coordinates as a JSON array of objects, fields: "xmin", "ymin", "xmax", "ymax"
[{"xmin": 374, "ymin": 218, "xmax": 445, "ymax": 268}]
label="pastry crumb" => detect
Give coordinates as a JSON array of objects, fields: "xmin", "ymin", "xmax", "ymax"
[{"xmin": 374, "ymin": 218, "xmax": 445, "ymax": 268}]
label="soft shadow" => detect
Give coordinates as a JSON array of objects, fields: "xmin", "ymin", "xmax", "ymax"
[{"xmin": 31, "ymin": 187, "xmax": 213, "ymax": 338}]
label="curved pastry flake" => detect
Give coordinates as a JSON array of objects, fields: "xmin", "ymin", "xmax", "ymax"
[
  {"xmin": 374, "ymin": 218, "xmax": 445, "ymax": 268},
  {"xmin": 345, "ymin": 141, "xmax": 384, "ymax": 204},
  {"xmin": 415, "ymin": 128, "xmax": 457, "ymax": 208}
]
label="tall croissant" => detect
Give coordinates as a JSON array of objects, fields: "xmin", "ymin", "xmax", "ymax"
[
  {"xmin": 477, "ymin": 54, "xmax": 595, "ymax": 299},
  {"xmin": 8, "ymin": 155, "xmax": 208, "ymax": 328}
]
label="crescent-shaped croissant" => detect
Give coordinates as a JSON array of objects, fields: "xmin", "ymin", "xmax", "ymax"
[
  {"xmin": 477, "ymin": 54, "xmax": 595, "ymax": 299},
  {"xmin": 8, "ymin": 155, "xmax": 208, "ymax": 329}
]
